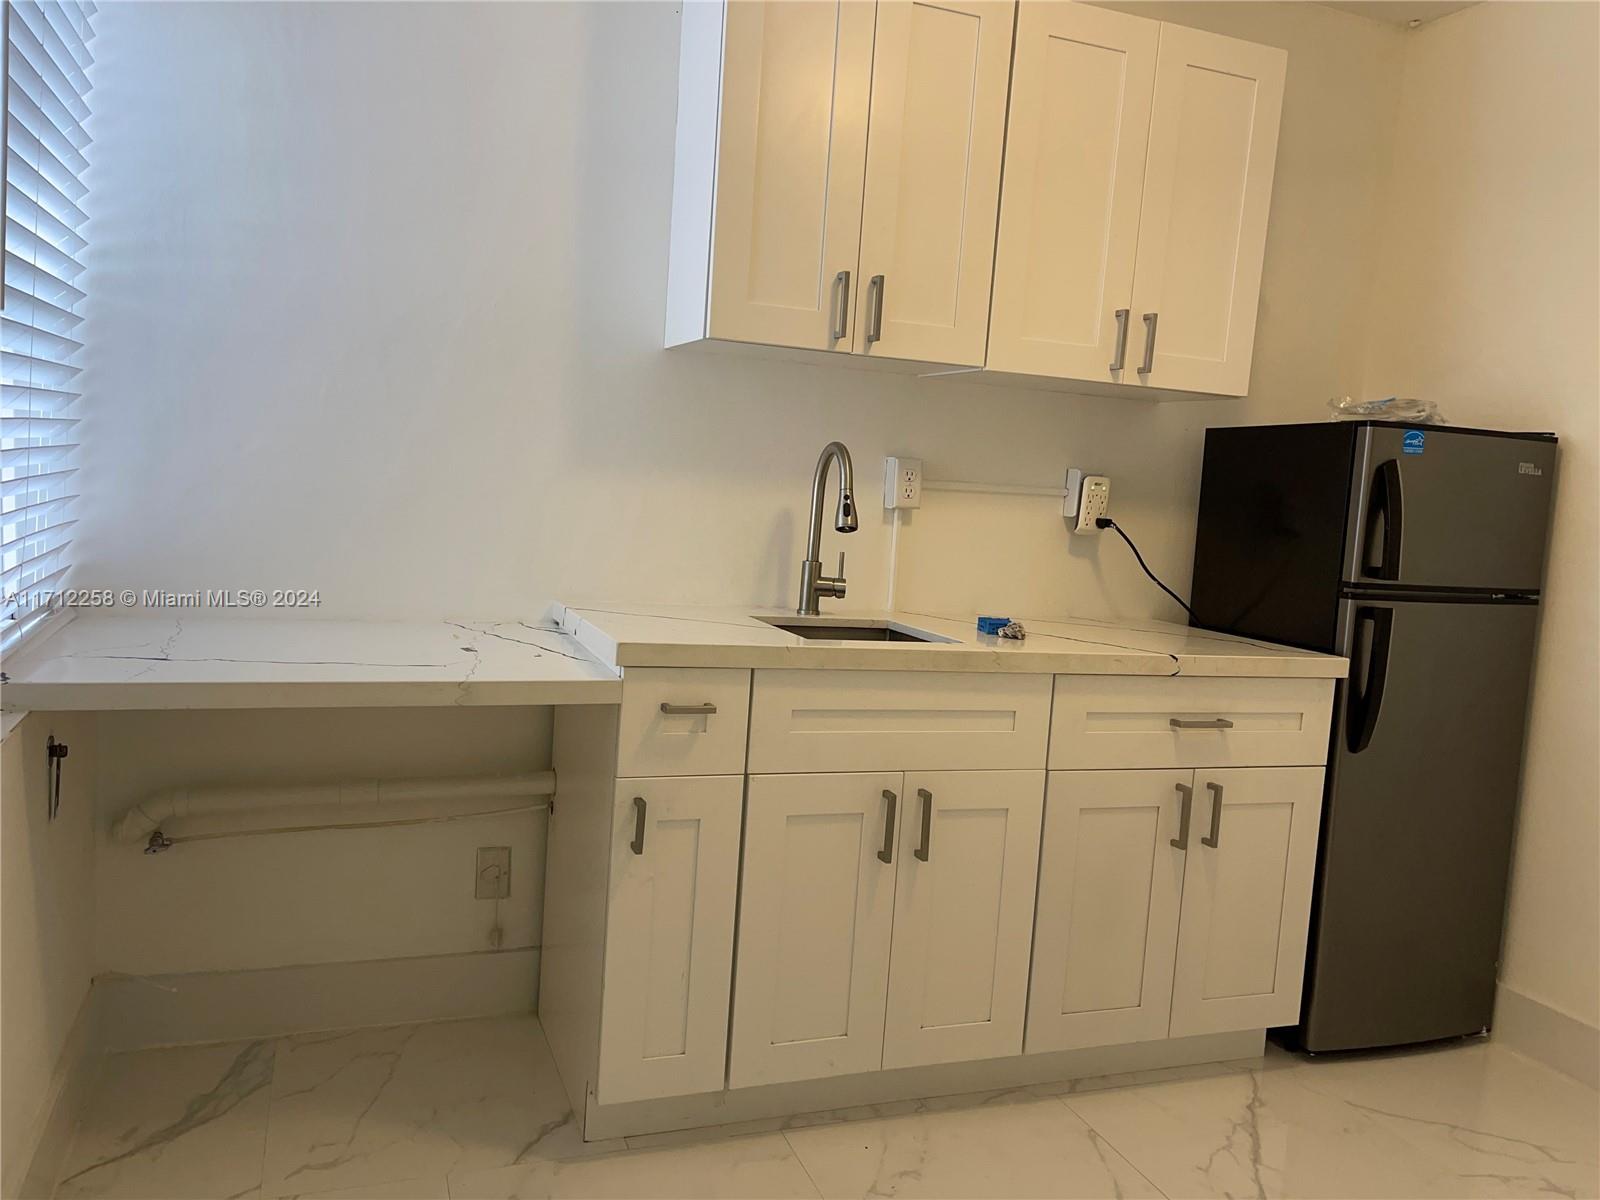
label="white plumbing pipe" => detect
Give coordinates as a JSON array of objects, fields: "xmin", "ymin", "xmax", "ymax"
[{"xmin": 113, "ymin": 770, "xmax": 556, "ymax": 846}]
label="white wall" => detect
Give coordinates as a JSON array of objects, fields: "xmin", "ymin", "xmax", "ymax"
[
  {"xmin": 79, "ymin": 0, "xmax": 1402, "ymax": 629},
  {"xmin": 92, "ymin": 706, "xmax": 549, "ymax": 977},
  {"xmin": 1358, "ymin": 1, "xmax": 1600, "ymax": 1037},
  {"xmin": 1, "ymin": 714, "xmax": 97, "ymax": 1195}
]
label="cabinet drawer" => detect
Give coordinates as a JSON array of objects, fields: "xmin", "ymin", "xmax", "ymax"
[
  {"xmin": 1050, "ymin": 676, "xmax": 1334, "ymax": 769},
  {"xmin": 749, "ymin": 670, "xmax": 1051, "ymax": 773},
  {"xmin": 617, "ymin": 669, "xmax": 751, "ymax": 777}
]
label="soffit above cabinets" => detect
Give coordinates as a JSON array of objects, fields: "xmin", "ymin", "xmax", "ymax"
[{"xmin": 1319, "ymin": 2, "xmax": 1478, "ymax": 28}]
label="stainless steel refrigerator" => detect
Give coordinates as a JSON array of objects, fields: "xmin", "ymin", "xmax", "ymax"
[{"xmin": 1190, "ymin": 421, "xmax": 1557, "ymax": 1052}]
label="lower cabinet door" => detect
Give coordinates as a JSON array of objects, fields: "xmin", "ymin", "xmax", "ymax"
[
  {"xmin": 1026, "ymin": 769, "xmax": 1189, "ymax": 1053},
  {"xmin": 597, "ymin": 775, "xmax": 743, "ymax": 1104},
  {"xmin": 729, "ymin": 773, "xmax": 902, "ymax": 1088},
  {"xmin": 883, "ymin": 771, "xmax": 1045, "ymax": 1068},
  {"xmin": 1169, "ymin": 766, "xmax": 1324, "ymax": 1037}
]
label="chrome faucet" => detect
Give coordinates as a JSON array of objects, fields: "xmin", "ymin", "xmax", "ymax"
[{"xmin": 797, "ymin": 441, "xmax": 858, "ymax": 615}]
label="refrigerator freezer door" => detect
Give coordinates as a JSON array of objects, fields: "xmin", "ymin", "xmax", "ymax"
[
  {"xmin": 1298, "ymin": 597, "xmax": 1540, "ymax": 1052},
  {"xmin": 1343, "ymin": 427, "xmax": 1556, "ymax": 592}
]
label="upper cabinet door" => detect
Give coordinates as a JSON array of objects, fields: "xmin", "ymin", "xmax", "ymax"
[
  {"xmin": 1127, "ymin": 26, "xmax": 1286, "ymax": 397},
  {"xmin": 987, "ymin": 3, "xmax": 1158, "ymax": 382},
  {"xmin": 705, "ymin": 1, "xmax": 876, "ymax": 351},
  {"xmin": 598, "ymin": 776, "xmax": 743, "ymax": 1104},
  {"xmin": 1169, "ymin": 767, "xmax": 1323, "ymax": 1038},
  {"xmin": 855, "ymin": 0, "xmax": 1015, "ymax": 365},
  {"xmin": 729, "ymin": 772, "xmax": 902, "ymax": 1089},
  {"xmin": 883, "ymin": 771, "xmax": 1044, "ymax": 1069}
]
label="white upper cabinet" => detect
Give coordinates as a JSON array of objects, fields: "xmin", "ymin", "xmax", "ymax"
[
  {"xmin": 854, "ymin": 0, "xmax": 1015, "ymax": 365},
  {"xmin": 987, "ymin": 3, "xmax": 1158, "ymax": 382},
  {"xmin": 708, "ymin": 1, "xmax": 874, "ymax": 351},
  {"xmin": 1124, "ymin": 25, "xmax": 1287, "ymax": 396}
]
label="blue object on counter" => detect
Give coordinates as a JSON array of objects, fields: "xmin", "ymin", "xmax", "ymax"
[{"xmin": 976, "ymin": 615, "xmax": 1012, "ymax": 635}]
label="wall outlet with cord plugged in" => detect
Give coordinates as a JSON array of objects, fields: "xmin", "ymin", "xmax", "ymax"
[{"xmin": 1064, "ymin": 469, "xmax": 1110, "ymax": 533}]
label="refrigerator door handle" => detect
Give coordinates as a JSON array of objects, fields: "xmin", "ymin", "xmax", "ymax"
[
  {"xmin": 1346, "ymin": 606, "xmax": 1395, "ymax": 754},
  {"xmin": 1362, "ymin": 459, "xmax": 1405, "ymax": 580}
]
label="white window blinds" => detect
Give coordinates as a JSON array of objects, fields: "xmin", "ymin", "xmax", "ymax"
[{"xmin": 2, "ymin": 0, "xmax": 93, "ymax": 649}]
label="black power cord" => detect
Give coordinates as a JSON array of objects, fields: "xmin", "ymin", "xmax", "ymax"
[{"xmin": 1095, "ymin": 517, "xmax": 1199, "ymax": 623}]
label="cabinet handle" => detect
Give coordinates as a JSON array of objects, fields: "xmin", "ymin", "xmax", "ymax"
[
  {"xmin": 1139, "ymin": 311, "xmax": 1159, "ymax": 374},
  {"xmin": 830, "ymin": 270, "xmax": 851, "ymax": 342},
  {"xmin": 1169, "ymin": 717, "xmax": 1234, "ymax": 730},
  {"xmin": 1201, "ymin": 781, "xmax": 1224, "ymax": 848},
  {"xmin": 659, "ymin": 702, "xmax": 717, "ymax": 716},
  {"xmin": 914, "ymin": 788, "xmax": 933, "ymax": 862},
  {"xmin": 866, "ymin": 274, "xmax": 885, "ymax": 344},
  {"xmin": 1109, "ymin": 308, "xmax": 1130, "ymax": 372},
  {"xmin": 1170, "ymin": 782, "xmax": 1193, "ymax": 851},
  {"xmin": 630, "ymin": 796, "xmax": 647, "ymax": 855},
  {"xmin": 877, "ymin": 789, "xmax": 897, "ymax": 864}
]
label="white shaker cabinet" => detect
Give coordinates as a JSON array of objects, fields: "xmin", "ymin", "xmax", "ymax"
[
  {"xmin": 597, "ymin": 776, "xmax": 743, "ymax": 1103},
  {"xmin": 1124, "ymin": 25, "xmax": 1287, "ymax": 396},
  {"xmin": 1169, "ymin": 767, "xmax": 1323, "ymax": 1037},
  {"xmin": 729, "ymin": 772, "xmax": 902, "ymax": 1089},
  {"xmin": 986, "ymin": 3, "xmax": 1159, "ymax": 382},
  {"xmin": 854, "ymin": 0, "xmax": 1015, "ymax": 365},
  {"xmin": 882, "ymin": 771, "xmax": 1044, "ymax": 1069},
  {"xmin": 665, "ymin": 0, "xmax": 1011, "ymax": 366},
  {"xmin": 987, "ymin": 4, "xmax": 1286, "ymax": 397},
  {"xmin": 1026, "ymin": 769, "xmax": 1188, "ymax": 1053}
]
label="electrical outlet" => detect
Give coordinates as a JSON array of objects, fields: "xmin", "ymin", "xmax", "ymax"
[
  {"xmin": 475, "ymin": 846, "xmax": 511, "ymax": 899},
  {"xmin": 1072, "ymin": 474, "xmax": 1111, "ymax": 534},
  {"xmin": 884, "ymin": 456, "xmax": 922, "ymax": 509}
]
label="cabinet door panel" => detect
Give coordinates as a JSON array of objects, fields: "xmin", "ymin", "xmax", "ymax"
[
  {"xmin": 729, "ymin": 773, "xmax": 901, "ymax": 1088},
  {"xmin": 856, "ymin": 0, "xmax": 1014, "ymax": 365},
  {"xmin": 883, "ymin": 771, "xmax": 1045, "ymax": 1068},
  {"xmin": 1170, "ymin": 766, "xmax": 1323, "ymax": 1036},
  {"xmin": 1027, "ymin": 770, "xmax": 1189, "ymax": 1053},
  {"xmin": 988, "ymin": 3, "xmax": 1158, "ymax": 381},
  {"xmin": 1127, "ymin": 25, "xmax": 1286, "ymax": 396},
  {"xmin": 708, "ymin": 1, "xmax": 874, "ymax": 350},
  {"xmin": 598, "ymin": 776, "xmax": 743, "ymax": 1104}
]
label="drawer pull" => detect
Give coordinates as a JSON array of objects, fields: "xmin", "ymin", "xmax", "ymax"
[
  {"xmin": 660, "ymin": 702, "xmax": 718, "ymax": 717},
  {"xmin": 1170, "ymin": 782, "xmax": 1194, "ymax": 850},
  {"xmin": 630, "ymin": 796, "xmax": 647, "ymax": 855},
  {"xmin": 1201, "ymin": 781, "xmax": 1224, "ymax": 848},
  {"xmin": 1169, "ymin": 717, "xmax": 1234, "ymax": 730},
  {"xmin": 878, "ymin": 789, "xmax": 898, "ymax": 864},
  {"xmin": 915, "ymin": 788, "xmax": 933, "ymax": 862}
]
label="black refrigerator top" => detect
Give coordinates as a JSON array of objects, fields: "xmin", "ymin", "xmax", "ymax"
[{"xmin": 1190, "ymin": 421, "xmax": 1559, "ymax": 653}]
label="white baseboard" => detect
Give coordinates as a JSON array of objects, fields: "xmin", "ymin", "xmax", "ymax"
[
  {"xmin": 12, "ymin": 989, "xmax": 101, "ymax": 1200},
  {"xmin": 96, "ymin": 947, "xmax": 540, "ymax": 1052},
  {"xmin": 1494, "ymin": 982, "xmax": 1600, "ymax": 1090}
]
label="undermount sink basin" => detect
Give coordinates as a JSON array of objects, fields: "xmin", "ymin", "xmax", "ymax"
[{"xmin": 756, "ymin": 617, "xmax": 953, "ymax": 643}]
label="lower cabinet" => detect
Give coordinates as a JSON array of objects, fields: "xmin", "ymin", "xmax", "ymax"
[
  {"xmin": 1027, "ymin": 766, "xmax": 1323, "ymax": 1054},
  {"xmin": 1168, "ymin": 767, "xmax": 1324, "ymax": 1037},
  {"xmin": 598, "ymin": 775, "xmax": 743, "ymax": 1104},
  {"xmin": 729, "ymin": 770, "xmax": 1045, "ymax": 1087}
]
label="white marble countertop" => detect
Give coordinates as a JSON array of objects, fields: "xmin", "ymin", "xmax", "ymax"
[
  {"xmin": 556, "ymin": 603, "xmax": 1348, "ymax": 678},
  {"xmin": 0, "ymin": 614, "xmax": 621, "ymax": 712}
]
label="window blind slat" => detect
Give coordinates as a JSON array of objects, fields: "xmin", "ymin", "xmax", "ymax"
[
  {"xmin": 6, "ymin": 185, "xmax": 87, "ymax": 253},
  {"xmin": 4, "ymin": 1, "xmax": 92, "ymax": 645}
]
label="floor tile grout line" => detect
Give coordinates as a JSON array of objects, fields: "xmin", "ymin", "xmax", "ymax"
[
  {"xmin": 779, "ymin": 1129, "xmax": 827, "ymax": 1199},
  {"xmin": 1050, "ymin": 1093, "xmax": 1173, "ymax": 1200}
]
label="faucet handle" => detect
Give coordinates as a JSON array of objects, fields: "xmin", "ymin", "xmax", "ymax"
[{"xmin": 836, "ymin": 551, "xmax": 846, "ymax": 580}]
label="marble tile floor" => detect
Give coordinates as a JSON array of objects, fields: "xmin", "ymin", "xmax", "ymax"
[{"xmin": 51, "ymin": 1013, "xmax": 1599, "ymax": 1200}]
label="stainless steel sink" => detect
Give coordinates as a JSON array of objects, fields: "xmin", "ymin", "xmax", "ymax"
[{"xmin": 756, "ymin": 617, "xmax": 953, "ymax": 643}]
